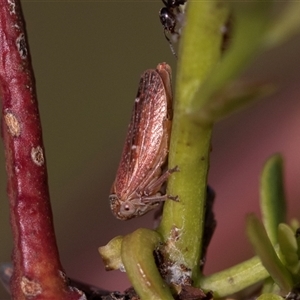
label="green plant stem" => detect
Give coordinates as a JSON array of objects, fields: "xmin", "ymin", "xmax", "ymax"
[
  {"xmin": 198, "ymin": 256, "xmax": 269, "ymax": 298},
  {"xmin": 121, "ymin": 229, "xmax": 173, "ymax": 300},
  {"xmin": 157, "ymin": 1, "xmax": 230, "ymax": 285}
]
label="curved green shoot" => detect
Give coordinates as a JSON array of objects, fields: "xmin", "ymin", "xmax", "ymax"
[{"xmin": 121, "ymin": 229, "xmax": 173, "ymax": 300}]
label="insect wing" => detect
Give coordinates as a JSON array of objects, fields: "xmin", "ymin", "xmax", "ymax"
[{"xmin": 112, "ymin": 67, "xmax": 170, "ymax": 199}]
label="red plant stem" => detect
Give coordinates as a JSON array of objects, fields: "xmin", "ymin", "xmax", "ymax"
[{"xmin": 0, "ymin": 1, "xmax": 85, "ymax": 299}]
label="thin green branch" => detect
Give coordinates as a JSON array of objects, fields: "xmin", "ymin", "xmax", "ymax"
[
  {"xmin": 198, "ymin": 256, "xmax": 269, "ymax": 298},
  {"xmin": 263, "ymin": 2, "xmax": 300, "ymax": 49},
  {"xmin": 188, "ymin": 2, "xmax": 273, "ymax": 124}
]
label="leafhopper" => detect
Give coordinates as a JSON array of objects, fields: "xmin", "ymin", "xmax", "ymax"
[{"xmin": 110, "ymin": 63, "xmax": 178, "ymax": 220}]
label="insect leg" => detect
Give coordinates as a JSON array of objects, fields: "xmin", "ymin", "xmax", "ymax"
[
  {"xmin": 141, "ymin": 192, "xmax": 179, "ymax": 204},
  {"xmin": 143, "ymin": 165, "xmax": 179, "ymax": 197}
]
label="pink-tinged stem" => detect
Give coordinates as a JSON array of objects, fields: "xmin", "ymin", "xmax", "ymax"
[{"xmin": 0, "ymin": 1, "xmax": 85, "ymax": 299}]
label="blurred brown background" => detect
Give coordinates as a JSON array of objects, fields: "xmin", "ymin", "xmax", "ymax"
[{"xmin": 1, "ymin": 1, "xmax": 300, "ymax": 299}]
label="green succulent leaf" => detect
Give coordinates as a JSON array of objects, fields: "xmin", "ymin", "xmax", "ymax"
[
  {"xmin": 247, "ymin": 214, "xmax": 293, "ymax": 294},
  {"xmin": 261, "ymin": 277, "xmax": 280, "ymax": 294},
  {"xmin": 260, "ymin": 154, "xmax": 286, "ymax": 245},
  {"xmin": 278, "ymin": 223, "xmax": 300, "ymax": 275}
]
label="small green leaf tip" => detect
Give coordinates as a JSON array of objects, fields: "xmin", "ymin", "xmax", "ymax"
[
  {"xmin": 247, "ymin": 214, "xmax": 293, "ymax": 294},
  {"xmin": 260, "ymin": 154, "xmax": 286, "ymax": 245},
  {"xmin": 98, "ymin": 235, "xmax": 123, "ymax": 271}
]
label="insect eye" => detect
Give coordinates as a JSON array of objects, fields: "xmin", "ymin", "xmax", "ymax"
[
  {"xmin": 119, "ymin": 202, "xmax": 136, "ymax": 217},
  {"xmin": 109, "ymin": 194, "xmax": 118, "ymax": 203}
]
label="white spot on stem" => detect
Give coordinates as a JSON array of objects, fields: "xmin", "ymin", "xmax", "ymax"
[
  {"xmin": 21, "ymin": 276, "xmax": 42, "ymax": 297},
  {"xmin": 4, "ymin": 112, "xmax": 20, "ymax": 137},
  {"xmin": 31, "ymin": 146, "xmax": 44, "ymax": 166},
  {"xmin": 7, "ymin": 0, "xmax": 16, "ymax": 14}
]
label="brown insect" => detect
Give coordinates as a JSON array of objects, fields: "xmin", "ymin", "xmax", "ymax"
[{"xmin": 109, "ymin": 63, "xmax": 178, "ymax": 220}]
